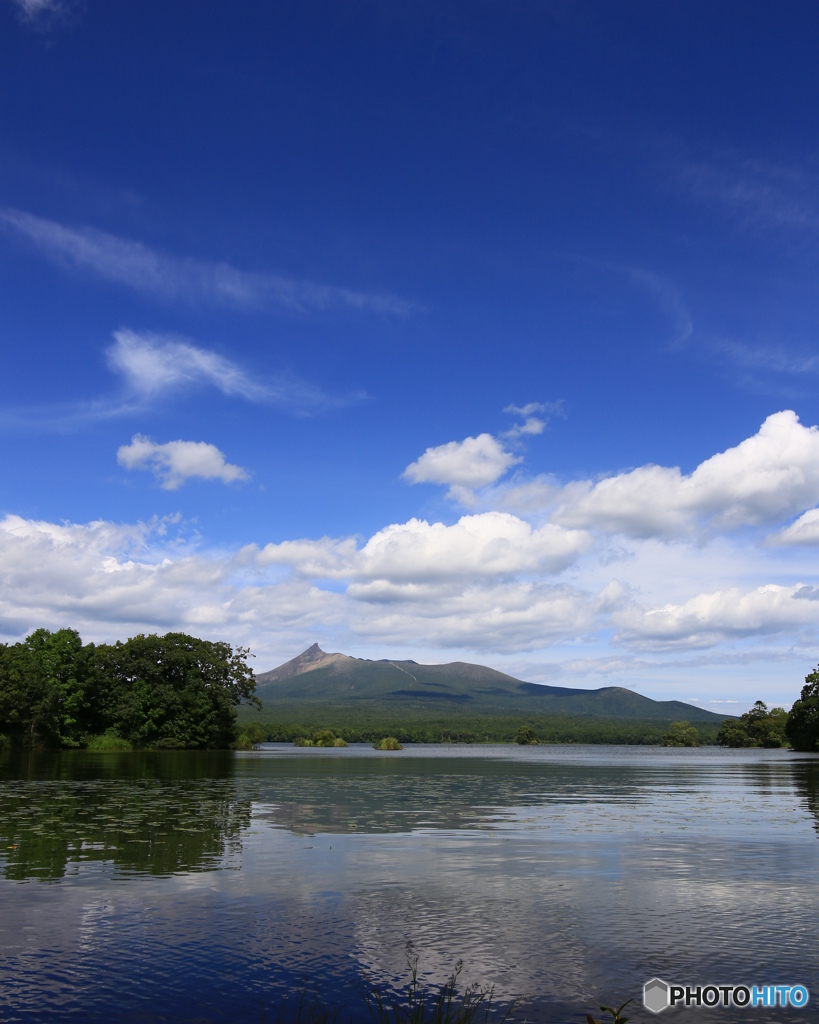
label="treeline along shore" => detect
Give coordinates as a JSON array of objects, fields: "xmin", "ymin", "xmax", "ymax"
[
  {"xmin": 237, "ymin": 710, "xmax": 724, "ymax": 746},
  {"xmin": 4, "ymin": 628, "xmax": 819, "ymax": 751},
  {"xmin": 0, "ymin": 628, "xmax": 258, "ymax": 751}
]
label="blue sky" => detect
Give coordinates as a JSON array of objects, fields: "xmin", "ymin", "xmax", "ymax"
[{"xmin": 2, "ymin": 0, "xmax": 819, "ymax": 709}]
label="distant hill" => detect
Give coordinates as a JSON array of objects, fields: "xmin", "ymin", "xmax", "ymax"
[{"xmin": 252, "ymin": 643, "xmax": 728, "ymax": 724}]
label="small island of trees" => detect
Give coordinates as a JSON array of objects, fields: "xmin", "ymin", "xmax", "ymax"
[{"xmin": 0, "ymin": 628, "xmax": 258, "ymax": 751}]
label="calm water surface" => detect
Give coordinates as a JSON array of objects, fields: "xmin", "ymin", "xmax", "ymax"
[{"xmin": 1, "ymin": 744, "xmax": 818, "ymax": 1023}]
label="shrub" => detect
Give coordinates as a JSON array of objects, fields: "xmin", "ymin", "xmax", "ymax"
[{"xmin": 373, "ymin": 736, "xmax": 403, "ymax": 750}]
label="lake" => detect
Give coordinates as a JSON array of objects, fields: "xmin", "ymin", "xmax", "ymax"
[{"xmin": 1, "ymin": 744, "xmax": 818, "ymax": 1023}]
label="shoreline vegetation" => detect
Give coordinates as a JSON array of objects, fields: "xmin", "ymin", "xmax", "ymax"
[
  {"xmin": 0, "ymin": 627, "xmax": 258, "ymax": 752},
  {"xmin": 3, "ymin": 628, "xmax": 818, "ymax": 752},
  {"xmin": 235, "ymin": 716, "xmax": 726, "ymax": 748}
]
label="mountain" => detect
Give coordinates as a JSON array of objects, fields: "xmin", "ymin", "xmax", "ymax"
[{"xmin": 252, "ymin": 644, "xmax": 728, "ymax": 723}]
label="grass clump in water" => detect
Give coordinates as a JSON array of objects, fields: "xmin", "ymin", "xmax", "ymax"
[
  {"xmin": 86, "ymin": 732, "xmax": 133, "ymax": 752},
  {"xmin": 362, "ymin": 944, "xmax": 520, "ymax": 1024},
  {"xmin": 294, "ymin": 729, "xmax": 348, "ymax": 747},
  {"xmin": 235, "ymin": 724, "xmax": 268, "ymax": 750},
  {"xmin": 373, "ymin": 736, "xmax": 403, "ymax": 751}
]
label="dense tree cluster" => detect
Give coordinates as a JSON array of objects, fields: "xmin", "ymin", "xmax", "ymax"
[
  {"xmin": 0, "ymin": 628, "xmax": 258, "ymax": 750},
  {"xmin": 786, "ymin": 669, "xmax": 819, "ymax": 752},
  {"xmin": 662, "ymin": 721, "xmax": 700, "ymax": 747},
  {"xmin": 717, "ymin": 700, "xmax": 789, "ymax": 748}
]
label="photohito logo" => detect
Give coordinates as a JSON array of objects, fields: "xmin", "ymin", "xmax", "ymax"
[{"xmin": 643, "ymin": 978, "xmax": 809, "ymax": 1013}]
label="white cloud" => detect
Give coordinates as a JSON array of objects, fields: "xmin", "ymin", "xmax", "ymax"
[
  {"xmin": 0, "ymin": 207, "xmax": 411, "ymax": 315},
  {"xmin": 403, "ymin": 434, "xmax": 521, "ymax": 503},
  {"xmin": 613, "ymin": 583, "xmax": 819, "ymax": 650},
  {"xmin": 551, "ymin": 411, "xmax": 819, "ymax": 537},
  {"xmin": 0, "ymin": 513, "xmax": 342, "ymax": 655},
  {"xmin": 107, "ymin": 329, "xmax": 269, "ymax": 401},
  {"xmin": 0, "ymin": 329, "xmax": 363, "ymax": 431},
  {"xmin": 345, "ymin": 579, "xmax": 596, "ymax": 651},
  {"xmin": 0, "ymin": 512, "xmax": 585, "ymax": 661},
  {"xmin": 255, "ymin": 512, "xmax": 591, "ymax": 581},
  {"xmin": 773, "ymin": 508, "xmax": 819, "ymax": 546},
  {"xmin": 0, "ymin": 508, "xmax": 817, "ymax": 704},
  {"xmin": 502, "ymin": 400, "xmax": 564, "ymax": 440},
  {"xmin": 117, "ymin": 435, "xmax": 250, "ymax": 490},
  {"xmin": 3, "ymin": 408, "xmax": 819, "ymax": 703}
]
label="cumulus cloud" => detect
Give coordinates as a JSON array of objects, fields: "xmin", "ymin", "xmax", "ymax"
[
  {"xmin": 613, "ymin": 583, "xmax": 819, "ymax": 650},
  {"xmin": 0, "ymin": 207, "xmax": 411, "ymax": 315},
  {"xmin": 345, "ymin": 579, "xmax": 596, "ymax": 652},
  {"xmin": 0, "ymin": 512, "xmax": 594, "ymax": 659},
  {"xmin": 0, "ymin": 514, "xmax": 346, "ymax": 664},
  {"xmin": 1, "ymin": 508, "xmax": 818, "ymax": 705},
  {"xmin": 403, "ymin": 434, "xmax": 521, "ymax": 503},
  {"xmin": 551, "ymin": 411, "xmax": 819, "ymax": 537},
  {"xmin": 117, "ymin": 435, "xmax": 250, "ymax": 490},
  {"xmin": 255, "ymin": 512, "xmax": 591, "ymax": 581},
  {"xmin": 502, "ymin": 400, "xmax": 564, "ymax": 439},
  {"xmin": 773, "ymin": 508, "xmax": 819, "ymax": 546}
]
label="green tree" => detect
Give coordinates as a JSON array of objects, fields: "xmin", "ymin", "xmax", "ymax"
[
  {"xmin": 786, "ymin": 669, "xmax": 819, "ymax": 752},
  {"xmin": 662, "ymin": 721, "xmax": 700, "ymax": 747},
  {"xmin": 89, "ymin": 632, "xmax": 258, "ymax": 749},
  {"xmin": 716, "ymin": 718, "xmax": 753, "ymax": 747},
  {"xmin": 717, "ymin": 700, "xmax": 788, "ymax": 748},
  {"xmin": 746, "ymin": 701, "xmax": 788, "ymax": 747},
  {"xmin": 0, "ymin": 629, "xmax": 91, "ymax": 747}
]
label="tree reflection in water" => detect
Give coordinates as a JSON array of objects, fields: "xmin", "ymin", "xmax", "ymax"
[
  {"xmin": 0, "ymin": 750, "xmax": 251, "ymax": 881},
  {"xmin": 792, "ymin": 760, "xmax": 819, "ymax": 836}
]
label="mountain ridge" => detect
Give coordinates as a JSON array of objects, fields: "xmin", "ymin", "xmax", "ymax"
[{"xmin": 254, "ymin": 644, "xmax": 728, "ymax": 723}]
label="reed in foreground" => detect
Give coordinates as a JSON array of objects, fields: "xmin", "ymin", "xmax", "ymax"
[{"xmin": 361, "ymin": 944, "xmax": 522, "ymax": 1024}]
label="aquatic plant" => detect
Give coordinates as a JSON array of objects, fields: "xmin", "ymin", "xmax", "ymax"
[
  {"xmin": 261, "ymin": 985, "xmax": 342, "ymax": 1024},
  {"xmin": 362, "ymin": 944, "xmax": 519, "ymax": 1024},
  {"xmin": 586, "ymin": 999, "xmax": 632, "ymax": 1024},
  {"xmin": 373, "ymin": 737, "xmax": 403, "ymax": 750}
]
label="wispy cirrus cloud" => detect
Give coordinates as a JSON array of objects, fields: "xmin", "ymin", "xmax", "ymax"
[
  {"xmin": 106, "ymin": 330, "xmax": 269, "ymax": 401},
  {"xmin": 0, "ymin": 207, "xmax": 413, "ymax": 315},
  {"xmin": 676, "ymin": 154, "xmax": 819, "ymax": 234},
  {"xmin": 9, "ymin": 0, "xmax": 75, "ymax": 28},
  {"xmin": 0, "ymin": 329, "xmax": 366, "ymax": 431},
  {"xmin": 106, "ymin": 329, "xmax": 365, "ymax": 413},
  {"xmin": 117, "ymin": 435, "xmax": 250, "ymax": 490}
]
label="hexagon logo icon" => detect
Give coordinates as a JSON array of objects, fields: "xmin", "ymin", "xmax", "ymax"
[{"xmin": 644, "ymin": 978, "xmax": 670, "ymax": 1014}]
